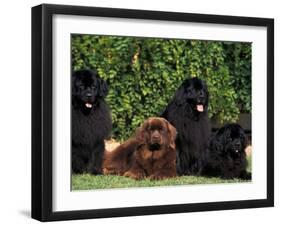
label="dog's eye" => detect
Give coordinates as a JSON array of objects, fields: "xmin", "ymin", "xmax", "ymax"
[
  {"xmin": 91, "ymin": 84, "xmax": 96, "ymax": 89},
  {"xmin": 186, "ymin": 89, "xmax": 192, "ymax": 94},
  {"xmin": 186, "ymin": 89, "xmax": 195, "ymax": 97}
]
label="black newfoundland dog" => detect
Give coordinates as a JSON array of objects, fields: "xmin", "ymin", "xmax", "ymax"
[
  {"xmin": 161, "ymin": 77, "xmax": 210, "ymax": 175},
  {"xmin": 202, "ymin": 123, "xmax": 251, "ymax": 180},
  {"xmin": 72, "ymin": 69, "xmax": 112, "ymax": 174}
]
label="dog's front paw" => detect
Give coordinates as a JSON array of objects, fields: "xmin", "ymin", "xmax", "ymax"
[
  {"xmin": 124, "ymin": 170, "xmax": 145, "ymax": 180},
  {"xmin": 88, "ymin": 167, "xmax": 102, "ymax": 175},
  {"xmin": 149, "ymin": 173, "xmax": 167, "ymax": 180},
  {"xmin": 240, "ymin": 171, "xmax": 252, "ymax": 180},
  {"xmin": 103, "ymin": 168, "xmax": 114, "ymax": 175}
]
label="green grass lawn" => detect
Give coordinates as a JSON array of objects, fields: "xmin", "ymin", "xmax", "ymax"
[
  {"xmin": 72, "ymin": 155, "xmax": 252, "ymax": 190},
  {"xmin": 72, "ymin": 174, "xmax": 251, "ymax": 190}
]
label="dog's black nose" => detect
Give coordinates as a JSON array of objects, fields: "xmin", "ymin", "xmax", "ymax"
[
  {"xmin": 234, "ymin": 142, "xmax": 241, "ymax": 150},
  {"xmin": 197, "ymin": 98, "xmax": 204, "ymax": 104}
]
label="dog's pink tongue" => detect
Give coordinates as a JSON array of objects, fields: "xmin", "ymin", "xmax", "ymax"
[
  {"xmin": 196, "ymin": 105, "xmax": 204, "ymax": 112},
  {"xmin": 85, "ymin": 103, "xmax": 93, "ymax": 108}
]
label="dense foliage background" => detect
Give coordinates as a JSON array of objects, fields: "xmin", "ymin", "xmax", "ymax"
[{"xmin": 72, "ymin": 35, "xmax": 251, "ymax": 141}]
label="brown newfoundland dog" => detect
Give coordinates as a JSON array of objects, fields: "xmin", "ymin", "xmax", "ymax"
[{"xmin": 103, "ymin": 117, "xmax": 177, "ymax": 180}]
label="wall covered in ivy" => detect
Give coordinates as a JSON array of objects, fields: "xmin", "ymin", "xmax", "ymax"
[{"xmin": 72, "ymin": 35, "xmax": 251, "ymax": 141}]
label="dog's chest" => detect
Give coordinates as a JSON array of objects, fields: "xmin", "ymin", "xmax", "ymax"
[
  {"xmin": 139, "ymin": 149, "xmax": 165, "ymax": 175},
  {"xmin": 72, "ymin": 110, "xmax": 99, "ymax": 145}
]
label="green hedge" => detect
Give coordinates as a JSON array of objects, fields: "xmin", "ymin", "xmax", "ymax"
[{"xmin": 72, "ymin": 35, "xmax": 251, "ymax": 141}]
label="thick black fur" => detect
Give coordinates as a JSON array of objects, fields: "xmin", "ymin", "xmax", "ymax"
[
  {"xmin": 161, "ymin": 77, "xmax": 210, "ymax": 175},
  {"xmin": 202, "ymin": 123, "xmax": 251, "ymax": 180},
  {"xmin": 72, "ymin": 69, "xmax": 112, "ymax": 174}
]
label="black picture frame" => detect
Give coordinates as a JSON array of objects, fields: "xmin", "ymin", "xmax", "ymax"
[{"xmin": 32, "ymin": 3, "xmax": 274, "ymax": 222}]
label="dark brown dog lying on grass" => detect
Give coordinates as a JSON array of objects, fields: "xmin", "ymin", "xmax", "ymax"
[{"xmin": 103, "ymin": 117, "xmax": 177, "ymax": 180}]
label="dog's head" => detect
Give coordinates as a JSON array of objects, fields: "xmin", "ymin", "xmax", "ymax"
[
  {"xmin": 136, "ymin": 117, "xmax": 177, "ymax": 151},
  {"xmin": 211, "ymin": 123, "xmax": 247, "ymax": 159},
  {"xmin": 175, "ymin": 77, "xmax": 208, "ymax": 113},
  {"xmin": 72, "ymin": 69, "xmax": 108, "ymax": 113}
]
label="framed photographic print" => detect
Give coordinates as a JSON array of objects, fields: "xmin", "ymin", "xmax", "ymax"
[{"xmin": 32, "ymin": 4, "xmax": 274, "ymax": 221}]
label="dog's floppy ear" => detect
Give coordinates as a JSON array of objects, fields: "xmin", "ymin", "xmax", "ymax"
[
  {"xmin": 135, "ymin": 119, "xmax": 149, "ymax": 144},
  {"xmin": 98, "ymin": 78, "xmax": 109, "ymax": 98},
  {"xmin": 163, "ymin": 119, "xmax": 177, "ymax": 149},
  {"xmin": 71, "ymin": 71, "xmax": 80, "ymax": 108},
  {"xmin": 71, "ymin": 71, "xmax": 78, "ymax": 94},
  {"xmin": 240, "ymin": 128, "xmax": 248, "ymax": 150},
  {"xmin": 174, "ymin": 86, "xmax": 186, "ymax": 105},
  {"xmin": 210, "ymin": 134, "xmax": 224, "ymax": 155},
  {"xmin": 203, "ymin": 82, "xmax": 209, "ymax": 107}
]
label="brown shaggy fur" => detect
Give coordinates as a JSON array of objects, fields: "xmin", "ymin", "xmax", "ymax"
[{"xmin": 103, "ymin": 117, "xmax": 177, "ymax": 180}]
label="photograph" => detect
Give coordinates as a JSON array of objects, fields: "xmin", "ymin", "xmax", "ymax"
[
  {"xmin": 71, "ymin": 34, "xmax": 252, "ymax": 190},
  {"xmin": 31, "ymin": 4, "xmax": 273, "ymax": 221}
]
